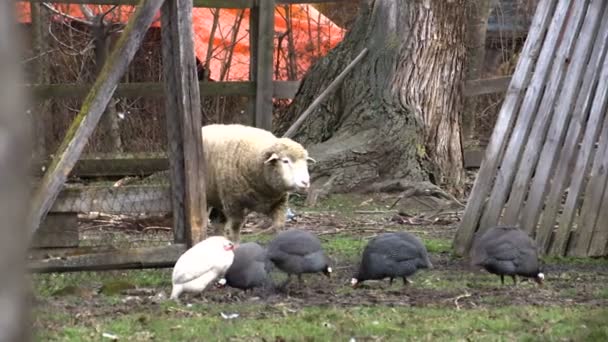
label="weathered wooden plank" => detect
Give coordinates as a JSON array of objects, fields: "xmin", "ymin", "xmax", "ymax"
[
  {"xmin": 29, "ymin": 81, "xmax": 300, "ymax": 100},
  {"xmin": 552, "ymin": 66, "xmax": 608, "ymax": 255},
  {"xmin": 161, "ymin": 0, "xmax": 207, "ymax": 246},
  {"xmin": 454, "ymin": 0, "xmax": 560, "ymax": 256},
  {"xmin": 513, "ymin": 1, "xmax": 603, "ymax": 235},
  {"xmin": 28, "ymin": 0, "xmax": 166, "ymax": 237},
  {"xmin": 254, "ymin": 0, "xmax": 275, "ymax": 130},
  {"xmin": 537, "ymin": 7, "xmax": 608, "ymax": 255},
  {"xmin": 49, "ymin": 185, "xmax": 171, "ymax": 213},
  {"xmin": 571, "ymin": 109, "xmax": 608, "ymax": 256},
  {"xmin": 30, "ymin": 213, "xmax": 79, "ymax": 248},
  {"xmin": 29, "ymin": 244, "xmax": 187, "ymax": 273},
  {"xmin": 588, "ymin": 179, "xmax": 608, "ymax": 256},
  {"xmin": 0, "ymin": 3, "xmax": 31, "ymax": 338},
  {"xmin": 24, "ymin": 0, "xmax": 349, "ymax": 7},
  {"xmin": 478, "ymin": 0, "xmax": 576, "ymax": 230},
  {"xmin": 246, "ymin": 4, "xmax": 260, "ymax": 126},
  {"xmin": 25, "ymin": 0, "xmax": 255, "ymax": 8},
  {"xmin": 283, "ymin": 48, "xmax": 368, "ymax": 138},
  {"xmin": 35, "ymin": 153, "xmax": 168, "ymax": 177},
  {"xmin": 463, "ymin": 76, "xmax": 512, "ymax": 97}
]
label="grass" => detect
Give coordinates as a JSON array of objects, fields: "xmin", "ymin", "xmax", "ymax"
[{"xmin": 35, "ymin": 304, "xmax": 608, "ymax": 341}]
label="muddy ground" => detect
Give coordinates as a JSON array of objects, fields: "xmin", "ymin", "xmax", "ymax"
[{"xmin": 32, "ymin": 193, "xmax": 608, "ymax": 329}]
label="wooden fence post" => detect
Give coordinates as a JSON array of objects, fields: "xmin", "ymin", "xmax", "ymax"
[
  {"xmin": 28, "ymin": 0, "xmax": 166, "ymax": 237},
  {"xmin": 162, "ymin": 0, "xmax": 207, "ymax": 247},
  {"xmin": 254, "ymin": 0, "xmax": 275, "ymax": 130}
]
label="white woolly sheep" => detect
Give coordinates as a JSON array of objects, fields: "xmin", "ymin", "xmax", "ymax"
[{"xmin": 201, "ymin": 124, "xmax": 314, "ymax": 242}]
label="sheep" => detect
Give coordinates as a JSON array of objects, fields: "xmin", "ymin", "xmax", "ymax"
[{"xmin": 201, "ymin": 124, "xmax": 314, "ymax": 242}]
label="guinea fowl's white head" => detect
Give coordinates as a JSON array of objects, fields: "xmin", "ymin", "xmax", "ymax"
[
  {"xmin": 534, "ymin": 272, "xmax": 545, "ymax": 286},
  {"xmin": 207, "ymin": 235, "xmax": 237, "ymax": 252}
]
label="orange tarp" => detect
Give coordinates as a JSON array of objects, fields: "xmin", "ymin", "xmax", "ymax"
[{"xmin": 16, "ymin": 3, "xmax": 344, "ymax": 81}]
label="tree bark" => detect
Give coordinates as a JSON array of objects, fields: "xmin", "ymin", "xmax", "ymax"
[
  {"xmin": 93, "ymin": 15, "xmax": 123, "ymax": 153},
  {"xmin": 275, "ymin": 0, "xmax": 466, "ymax": 195}
]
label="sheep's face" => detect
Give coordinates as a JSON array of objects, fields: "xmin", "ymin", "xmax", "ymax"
[{"xmin": 263, "ymin": 152, "xmax": 313, "ymax": 192}]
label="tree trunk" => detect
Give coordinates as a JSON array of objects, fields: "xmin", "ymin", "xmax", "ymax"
[
  {"xmin": 93, "ymin": 15, "xmax": 123, "ymax": 153},
  {"xmin": 462, "ymin": 0, "xmax": 493, "ymax": 143},
  {"xmin": 276, "ymin": 0, "xmax": 466, "ymax": 195}
]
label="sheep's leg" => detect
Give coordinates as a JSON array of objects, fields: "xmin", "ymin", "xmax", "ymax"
[{"xmin": 269, "ymin": 197, "xmax": 288, "ymax": 232}]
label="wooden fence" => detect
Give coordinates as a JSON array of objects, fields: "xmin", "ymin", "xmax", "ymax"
[
  {"xmin": 25, "ymin": 0, "xmax": 518, "ymax": 272},
  {"xmin": 454, "ymin": 0, "xmax": 608, "ymax": 258}
]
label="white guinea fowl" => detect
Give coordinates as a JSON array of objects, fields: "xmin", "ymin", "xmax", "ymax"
[{"xmin": 170, "ymin": 236, "xmax": 236, "ymax": 300}]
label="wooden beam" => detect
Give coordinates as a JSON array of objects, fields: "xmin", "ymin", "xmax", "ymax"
[
  {"xmin": 28, "ymin": 0, "xmax": 166, "ymax": 237},
  {"xmin": 247, "ymin": 3, "xmax": 260, "ymax": 126},
  {"xmin": 29, "ymin": 244, "xmax": 187, "ymax": 273},
  {"xmin": 49, "ymin": 185, "xmax": 171, "ymax": 213},
  {"xmin": 28, "ymin": 81, "xmax": 300, "ymax": 100},
  {"xmin": 162, "ymin": 0, "xmax": 207, "ymax": 246},
  {"xmin": 463, "ymin": 76, "xmax": 512, "ymax": 97},
  {"xmin": 255, "ymin": 0, "xmax": 275, "ymax": 130},
  {"xmin": 66, "ymin": 153, "xmax": 168, "ymax": 177}
]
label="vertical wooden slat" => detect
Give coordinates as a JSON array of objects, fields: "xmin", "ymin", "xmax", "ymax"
[
  {"xmin": 28, "ymin": 0, "xmax": 166, "ymax": 236},
  {"xmin": 503, "ymin": 1, "xmax": 603, "ymax": 230},
  {"xmin": 479, "ymin": 0, "xmax": 576, "ymax": 230},
  {"xmin": 162, "ymin": 0, "xmax": 207, "ymax": 247},
  {"xmin": 536, "ymin": 7, "xmax": 608, "ymax": 254},
  {"xmin": 551, "ymin": 58, "xmax": 608, "ymax": 256},
  {"xmin": 254, "ymin": 0, "xmax": 275, "ymax": 130},
  {"xmin": 30, "ymin": 3, "xmax": 50, "ymax": 163},
  {"xmin": 589, "ymin": 179, "xmax": 608, "ymax": 256},
  {"xmin": 571, "ymin": 96, "xmax": 608, "ymax": 256},
  {"xmin": 247, "ymin": 5, "xmax": 259, "ymax": 126},
  {"xmin": 453, "ymin": 0, "xmax": 559, "ymax": 256}
]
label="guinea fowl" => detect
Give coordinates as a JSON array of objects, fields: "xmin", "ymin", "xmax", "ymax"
[
  {"xmin": 267, "ymin": 229, "xmax": 332, "ymax": 288},
  {"xmin": 220, "ymin": 242, "xmax": 273, "ymax": 291},
  {"xmin": 351, "ymin": 232, "xmax": 432, "ymax": 287},
  {"xmin": 170, "ymin": 236, "xmax": 236, "ymax": 300},
  {"xmin": 470, "ymin": 225, "xmax": 544, "ymax": 286}
]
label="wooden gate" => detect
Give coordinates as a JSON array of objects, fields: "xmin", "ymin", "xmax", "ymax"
[{"xmin": 454, "ymin": 0, "xmax": 608, "ymax": 257}]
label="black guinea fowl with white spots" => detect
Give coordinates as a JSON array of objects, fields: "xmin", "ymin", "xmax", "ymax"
[
  {"xmin": 267, "ymin": 229, "xmax": 332, "ymax": 288},
  {"xmin": 470, "ymin": 225, "xmax": 544, "ymax": 286},
  {"xmin": 351, "ymin": 231, "xmax": 433, "ymax": 287},
  {"xmin": 221, "ymin": 242, "xmax": 274, "ymax": 291}
]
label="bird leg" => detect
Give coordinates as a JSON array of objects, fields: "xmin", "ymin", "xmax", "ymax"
[
  {"xmin": 402, "ymin": 277, "xmax": 412, "ymax": 286},
  {"xmin": 500, "ymin": 275, "xmax": 505, "ymax": 285},
  {"xmin": 279, "ymin": 274, "xmax": 292, "ymax": 290},
  {"xmin": 511, "ymin": 275, "xmax": 518, "ymax": 286},
  {"xmin": 389, "ymin": 277, "xmax": 394, "ymax": 286}
]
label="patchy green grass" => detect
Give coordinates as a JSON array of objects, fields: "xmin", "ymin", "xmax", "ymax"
[{"xmin": 35, "ymin": 303, "xmax": 608, "ymax": 341}]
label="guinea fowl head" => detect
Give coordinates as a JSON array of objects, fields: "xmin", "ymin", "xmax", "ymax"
[
  {"xmin": 322, "ymin": 266, "xmax": 333, "ymax": 278},
  {"xmin": 534, "ymin": 272, "xmax": 545, "ymax": 286}
]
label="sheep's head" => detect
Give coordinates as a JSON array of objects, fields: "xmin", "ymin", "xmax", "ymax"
[{"xmin": 262, "ymin": 138, "xmax": 315, "ymax": 193}]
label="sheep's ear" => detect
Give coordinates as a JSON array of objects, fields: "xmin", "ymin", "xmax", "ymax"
[
  {"xmin": 264, "ymin": 153, "xmax": 280, "ymax": 164},
  {"xmin": 307, "ymin": 157, "xmax": 316, "ymax": 164}
]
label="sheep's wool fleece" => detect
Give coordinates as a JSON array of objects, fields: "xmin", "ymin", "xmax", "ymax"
[
  {"xmin": 170, "ymin": 236, "xmax": 234, "ymax": 299},
  {"xmin": 201, "ymin": 124, "xmax": 310, "ymax": 212}
]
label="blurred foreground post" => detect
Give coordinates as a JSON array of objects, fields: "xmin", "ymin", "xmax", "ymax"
[{"xmin": 0, "ymin": 1, "xmax": 32, "ymax": 341}]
